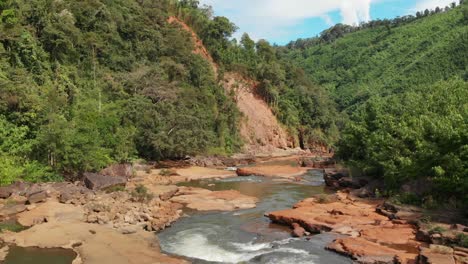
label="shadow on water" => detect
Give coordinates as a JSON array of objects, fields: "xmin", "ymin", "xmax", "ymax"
[
  {"xmin": 4, "ymin": 246, "xmax": 77, "ymax": 264},
  {"xmin": 159, "ymin": 170, "xmax": 352, "ymax": 264}
]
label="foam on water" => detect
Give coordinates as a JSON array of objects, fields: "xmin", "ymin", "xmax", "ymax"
[{"xmin": 162, "ymin": 229, "xmax": 311, "ymax": 263}]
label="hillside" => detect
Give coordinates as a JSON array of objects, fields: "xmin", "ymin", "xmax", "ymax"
[
  {"xmin": 168, "ymin": 16, "xmax": 293, "ymax": 155},
  {"xmin": 283, "ymin": 3, "xmax": 468, "ymax": 203},
  {"xmin": 283, "ymin": 3, "xmax": 468, "ymax": 111},
  {"xmin": 0, "ymin": 0, "xmax": 247, "ymax": 182},
  {"xmin": 1, "ymin": 0, "xmax": 332, "ymax": 185}
]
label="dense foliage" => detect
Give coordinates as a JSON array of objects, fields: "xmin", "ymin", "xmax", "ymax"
[
  {"xmin": 0, "ymin": 0, "xmax": 243, "ymax": 182},
  {"xmin": 173, "ymin": 1, "xmax": 340, "ymax": 149},
  {"xmin": 284, "ymin": 2, "xmax": 468, "ymax": 203}
]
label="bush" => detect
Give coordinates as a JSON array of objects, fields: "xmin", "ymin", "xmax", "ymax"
[
  {"xmin": 131, "ymin": 185, "xmax": 154, "ymax": 202},
  {"xmin": 456, "ymin": 233, "xmax": 468, "ymax": 248},
  {"xmin": 428, "ymin": 226, "xmax": 447, "ymax": 235}
]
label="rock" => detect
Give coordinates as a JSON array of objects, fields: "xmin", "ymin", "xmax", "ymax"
[
  {"xmin": 236, "ymin": 166, "xmax": 308, "ymax": 178},
  {"xmin": 419, "ymin": 246, "xmax": 455, "ymax": 264},
  {"xmin": 350, "ymin": 187, "xmax": 373, "ymax": 198},
  {"xmin": 170, "ymin": 187, "xmax": 258, "ymax": 211},
  {"xmin": 27, "ymin": 190, "xmax": 48, "ymax": 204},
  {"xmin": 416, "ymin": 229, "xmax": 432, "ymax": 243},
  {"xmin": 119, "ymin": 226, "xmax": 137, "ymax": 235},
  {"xmin": 300, "ymin": 158, "xmax": 315, "ymax": 167},
  {"xmin": 100, "ymin": 163, "xmax": 134, "ymax": 178},
  {"xmin": 0, "ymin": 187, "xmax": 13, "ymax": 199},
  {"xmin": 291, "ymin": 223, "xmax": 306, "ymax": 237},
  {"xmin": 327, "ymin": 237, "xmax": 398, "ymax": 264},
  {"xmin": 338, "ymin": 177, "xmax": 362, "ymax": 189},
  {"xmin": 0, "ymin": 204, "xmax": 27, "ymax": 217},
  {"xmin": 59, "ymin": 192, "xmax": 74, "ymax": 204},
  {"xmin": 268, "ymin": 192, "xmax": 421, "ymax": 264},
  {"xmin": 0, "ymin": 245, "xmax": 9, "ymax": 262},
  {"xmin": 84, "ymin": 173, "xmax": 126, "ymax": 191}
]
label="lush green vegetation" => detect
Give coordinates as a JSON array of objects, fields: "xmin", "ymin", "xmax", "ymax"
[
  {"xmin": 0, "ymin": 0, "xmax": 339, "ymax": 184},
  {"xmin": 0, "ymin": 0, "xmax": 466, "ymax": 209},
  {"xmin": 284, "ymin": 2, "xmax": 468, "ymax": 204},
  {"xmin": 173, "ymin": 0, "xmax": 340, "ymax": 149},
  {"xmin": 0, "ymin": 0, "xmax": 243, "ymax": 182}
]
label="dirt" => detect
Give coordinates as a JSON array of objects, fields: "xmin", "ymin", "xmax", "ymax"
[
  {"xmin": 223, "ymin": 72, "xmax": 294, "ymax": 155},
  {"xmin": 168, "ymin": 17, "xmax": 296, "ymax": 156}
]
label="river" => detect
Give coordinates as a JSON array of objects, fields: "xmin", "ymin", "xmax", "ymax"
[{"xmin": 158, "ymin": 171, "xmax": 352, "ymax": 264}]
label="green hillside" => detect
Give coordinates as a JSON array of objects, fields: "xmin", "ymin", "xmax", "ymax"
[
  {"xmin": 0, "ymin": 0, "xmax": 245, "ymax": 182},
  {"xmin": 284, "ymin": 3, "xmax": 468, "ymax": 111},
  {"xmin": 283, "ymin": 3, "xmax": 468, "ymax": 203},
  {"xmin": 0, "ymin": 0, "xmax": 337, "ymax": 184}
]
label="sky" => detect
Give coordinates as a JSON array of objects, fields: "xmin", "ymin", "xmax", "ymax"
[{"xmin": 198, "ymin": 0, "xmax": 458, "ymax": 45}]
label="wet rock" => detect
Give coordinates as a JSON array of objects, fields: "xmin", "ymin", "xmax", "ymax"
[
  {"xmin": 27, "ymin": 190, "xmax": 48, "ymax": 204},
  {"xmin": 84, "ymin": 173, "xmax": 126, "ymax": 191},
  {"xmin": 291, "ymin": 223, "xmax": 306, "ymax": 237}
]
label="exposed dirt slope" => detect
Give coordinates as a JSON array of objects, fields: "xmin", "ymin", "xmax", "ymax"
[{"xmin": 168, "ymin": 17, "xmax": 293, "ymax": 155}]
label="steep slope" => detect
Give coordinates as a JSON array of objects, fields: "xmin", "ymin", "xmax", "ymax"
[
  {"xmin": 169, "ymin": 17, "xmax": 293, "ymax": 155},
  {"xmin": 222, "ymin": 72, "xmax": 291, "ymax": 154},
  {"xmin": 283, "ymin": 4, "xmax": 468, "ymax": 111}
]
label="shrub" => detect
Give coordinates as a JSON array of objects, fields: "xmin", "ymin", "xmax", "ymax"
[{"xmin": 131, "ymin": 185, "xmax": 153, "ymax": 202}]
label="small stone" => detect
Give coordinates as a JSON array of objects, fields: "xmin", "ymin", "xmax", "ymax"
[
  {"xmin": 120, "ymin": 226, "xmax": 137, "ymax": 235},
  {"xmin": 26, "ymin": 204, "xmax": 37, "ymax": 211}
]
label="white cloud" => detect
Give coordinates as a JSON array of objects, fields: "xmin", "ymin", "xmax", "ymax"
[
  {"xmin": 199, "ymin": 0, "xmax": 376, "ymax": 42},
  {"xmin": 413, "ymin": 0, "xmax": 457, "ymax": 12}
]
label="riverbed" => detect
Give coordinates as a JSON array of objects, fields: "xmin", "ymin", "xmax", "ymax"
[{"xmin": 158, "ymin": 171, "xmax": 352, "ymax": 263}]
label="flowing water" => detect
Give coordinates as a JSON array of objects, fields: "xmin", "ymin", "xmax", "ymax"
[{"xmin": 159, "ymin": 170, "xmax": 352, "ymax": 264}]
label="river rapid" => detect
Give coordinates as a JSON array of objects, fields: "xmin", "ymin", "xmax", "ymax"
[{"xmin": 158, "ymin": 171, "xmax": 352, "ymax": 264}]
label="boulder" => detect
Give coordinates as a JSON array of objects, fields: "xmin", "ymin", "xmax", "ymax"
[
  {"xmin": 0, "ymin": 187, "xmax": 13, "ymax": 199},
  {"xmin": 0, "ymin": 204, "xmax": 27, "ymax": 217},
  {"xmin": 84, "ymin": 173, "xmax": 126, "ymax": 191},
  {"xmin": 27, "ymin": 191, "xmax": 48, "ymax": 204},
  {"xmin": 100, "ymin": 164, "xmax": 134, "ymax": 178}
]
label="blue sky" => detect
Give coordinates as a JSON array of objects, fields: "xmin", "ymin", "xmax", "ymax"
[{"xmin": 199, "ymin": 0, "xmax": 457, "ymax": 45}]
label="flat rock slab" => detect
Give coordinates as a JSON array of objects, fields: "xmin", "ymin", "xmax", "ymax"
[
  {"xmin": 144, "ymin": 185, "xmax": 179, "ymax": 201},
  {"xmin": 171, "ymin": 187, "xmax": 258, "ymax": 211},
  {"xmin": 175, "ymin": 167, "xmax": 237, "ymax": 181},
  {"xmin": 420, "ymin": 246, "xmax": 456, "ymax": 264},
  {"xmin": 0, "ymin": 204, "xmax": 27, "ymax": 217},
  {"xmin": 236, "ymin": 165, "xmax": 308, "ymax": 178},
  {"xmin": 266, "ymin": 192, "xmax": 420, "ymax": 264},
  {"xmin": 17, "ymin": 201, "xmax": 85, "ymax": 227},
  {"xmin": 1, "ymin": 221, "xmax": 187, "ymax": 264},
  {"xmin": 84, "ymin": 173, "xmax": 126, "ymax": 191}
]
